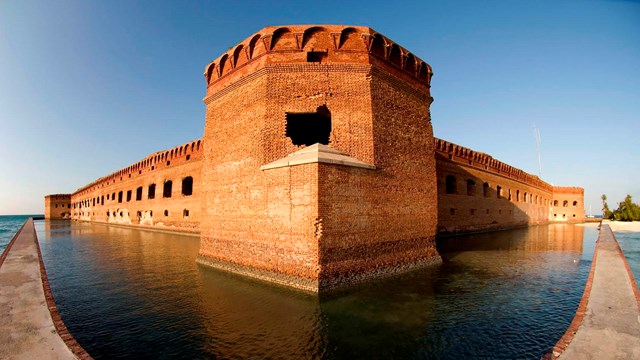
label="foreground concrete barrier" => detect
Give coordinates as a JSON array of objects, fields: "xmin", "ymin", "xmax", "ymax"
[
  {"xmin": 548, "ymin": 224, "xmax": 640, "ymax": 359},
  {"xmin": 0, "ymin": 218, "xmax": 91, "ymax": 359}
]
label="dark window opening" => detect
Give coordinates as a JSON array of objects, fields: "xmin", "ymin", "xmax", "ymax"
[
  {"xmin": 112, "ymin": 192, "xmax": 115, "ymax": 201},
  {"xmin": 151, "ymin": 166, "xmax": 155, "ymax": 170},
  {"xmin": 182, "ymin": 176, "xmax": 193, "ymax": 196},
  {"xmin": 573, "ymin": 201, "xmax": 578, "ymax": 207},
  {"xmin": 307, "ymin": 51, "xmax": 327, "ymax": 63},
  {"xmin": 483, "ymin": 182, "xmax": 490, "ymax": 197},
  {"xmin": 554, "ymin": 200, "xmax": 558, "ymax": 207},
  {"xmin": 101, "ymin": 196, "xmax": 104, "ymax": 205},
  {"xmin": 137, "ymin": 211, "xmax": 142, "ymax": 218},
  {"xmin": 508, "ymin": 189, "xmax": 512, "ymax": 201},
  {"xmin": 563, "ymin": 200, "xmax": 568, "ymax": 207},
  {"xmin": 186, "ymin": 154, "xmax": 191, "ymax": 161},
  {"xmin": 118, "ymin": 191, "xmax": 123, "ymax": 203},
  {"xmin": 136, "ymin": 187, "xmax": 143, "ymax": 201},
  {"xmin": 167, "ymin": 161, "xmax": 171, "ymax": 166},
  {"xmin": 163, "ymin": 181, "xmax": 172, "ymax": 198},
  {"xmin": 497, "ymin": 186, "xmax": 502, "ymax": 198},
  {"xmin": 446, "ymin": 175, "xmax": 457, "ymax": 194},
  {"xmin": 183, "ymin": 209, "xmax": 189, "ymax": 217},
  {"xmin": 450, "ymin": 208, "xmax": 456, "ymax": 216},
  {"xmin": 126, "ymin": 190, "xmax": 132, "ymax": 202},
  {"xmin": 285, "ymin": 105, "xmax": 331, "ymax": 146},
  {"xmin": 466, "ymin": 179, "xmax": 475, "ymax": 196},
  {"xmin": 470, "ymin": 209, "xmax": 476, "ymax": 215},
  {"xmin": 150, "ymin": 210, "xmax": 153, "ymax": 217},
  {"xmin": 164, "ymin": 210, "xmax": 169, "ymax": 216},
  {"xmin": 148, "ymin": 184, "xmax": 156, "ymax": 199}
]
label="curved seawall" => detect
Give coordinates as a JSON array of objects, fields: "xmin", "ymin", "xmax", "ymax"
[
  {"xmin": 0, "ymin": 218, "xmax": 91, "ymax": 359},
  {"xmin": 549, "ymin": 224, "xmax": 640, "ymax": 359}
]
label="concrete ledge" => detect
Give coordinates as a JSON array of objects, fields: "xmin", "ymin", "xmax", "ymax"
[
  {"xmin": 547, "ymin": 224, "xmax": 640, "ymax": 359},
  {"xmin": 260, "ymin": 143, "xmax": 376, "ymax": 170},
  {"xmin": 0, "ymin": 218, "xmax": 92, "ymax": 359}
]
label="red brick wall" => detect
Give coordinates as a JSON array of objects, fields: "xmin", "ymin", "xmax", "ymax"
[
  {"xmin": 68, "ymin": 139, "xmax": 203, "ymax": 233},
  {"xmin": 44, "ymin": 194, "xmax": 71, "ymax": 220},
  {"xmin": 551, "ymin": 187, "xmax": 586, "ymax": 223}
]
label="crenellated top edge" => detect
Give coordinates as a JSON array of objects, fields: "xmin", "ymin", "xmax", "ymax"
[
  {"xmin": 433, "ymin": 137, "xmax": 555, "ymax": 192},
  {"xmin": 202, "ymin": 24, "xmax": 433, "ymax": 88},
  {"xmin": 73, "ymin": 138, "xmax": 204, "ymax": 196}
]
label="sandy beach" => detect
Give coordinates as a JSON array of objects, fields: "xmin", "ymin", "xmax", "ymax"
[{"xmin": 603, "ymin": 220, "xmax": 640, "ymax": 232}]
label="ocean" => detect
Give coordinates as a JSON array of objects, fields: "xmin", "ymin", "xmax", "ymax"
[
  {"xmin": 615, "ymin": 229, "xmax": 640, "ymax": 288},
  {"xmin": 0, "ymin": 215, "xmax": 39, "ymax": 254}
]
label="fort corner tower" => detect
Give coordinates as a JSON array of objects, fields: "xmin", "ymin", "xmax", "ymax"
[{"xmin": 198, "ymin": 25, "xmax": 440, "ymax": 292}]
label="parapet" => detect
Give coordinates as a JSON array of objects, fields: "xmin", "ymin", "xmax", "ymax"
[
  {"xmin": 434, "ymin": 137, "xmax": 553, "ymax": 192},
  {"xmin": 553, "ymin": 186, "xmax": 584, "ymax": 195},
  {"xmin": 73, "ymin": 138, "xmax": 203, "ymax": 197},
  {"xmin": 202, "ymin": 25, "xmax": 433, "ymax": 98}
]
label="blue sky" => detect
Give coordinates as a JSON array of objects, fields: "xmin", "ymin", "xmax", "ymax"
[{"xmin": 0, "ymin": 0, "xmax": 638, "ymax": 215}]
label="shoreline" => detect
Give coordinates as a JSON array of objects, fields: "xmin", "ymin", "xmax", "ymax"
[{"xmin": 604, "ymin": 220, "xmax": 640, "ymax": 232}]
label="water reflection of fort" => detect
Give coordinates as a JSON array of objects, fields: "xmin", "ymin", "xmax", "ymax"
[
  {"xmin": 438, "ymin": 224, "xmax": 585, "ymax": 254},
  {"xmin": 36, "ymin": 221, "xmax": 594, "ymax": 358}
]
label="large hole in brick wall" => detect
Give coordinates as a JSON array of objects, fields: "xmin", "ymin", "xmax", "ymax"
[
  {"xmin": 307, "ymin": 51, "xmax": 327, "ymax": 63},
  {"xmin": 285, "ymin": 105, "xmax": 331, "ymax": 146}
]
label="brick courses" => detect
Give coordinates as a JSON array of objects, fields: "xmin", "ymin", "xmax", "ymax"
[{"xmin": 45, "ymin": 25, "xmax": 585, "ymax": 292}]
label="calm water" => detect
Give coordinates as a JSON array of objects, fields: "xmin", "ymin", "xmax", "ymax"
[
  {"xmin": 0, "ymin": 215, "xmax": 37, "ymax": 253},
  {"xmin": 33, "ymin": 220, "xmax": 597, "ymax": 359},
  {"xmin": 615, "ymin": 230, "xmax": 640, "ymax": 288}
]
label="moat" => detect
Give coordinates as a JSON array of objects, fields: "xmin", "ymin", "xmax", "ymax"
[{"xmin": 35, "ymin": 220, "xmax": 597, "ymax": 359}]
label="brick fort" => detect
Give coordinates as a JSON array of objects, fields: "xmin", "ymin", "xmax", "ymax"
[{"xmin": 45, "ymin": 25, "xmax": 585, "ymax": 293}]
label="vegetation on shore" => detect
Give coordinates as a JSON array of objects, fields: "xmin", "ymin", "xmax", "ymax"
[{"xmin": 601, "ymin": 194, "xmax": 640, "ymax": 221}]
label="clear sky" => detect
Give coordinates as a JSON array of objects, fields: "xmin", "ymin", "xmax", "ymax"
[{"xmin": 0, "ymin": 0, "xmax": 638, "ymax": 215}]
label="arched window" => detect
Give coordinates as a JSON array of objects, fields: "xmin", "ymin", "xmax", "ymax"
[
  {"xmin": 573, "ymin": 201, "xmax": 578, "ymax": 207},
  {"xmin": 554, "ymin": 200, "xmax": 558, "ymax": 207},
  {"xmin": 136, "ymin": 187, "xmax": 143, "ymax": 201},
  {"xmin": 182, "ymin": 176, "xmax": 193, "ymax": 196},
  {"xmin": 118, "ymin": 191, "xmax": 123, "ymax": 203},
  {"xmin": 163, "ymin": 180, "xmax": 172, "ymax": 198},
  {"xmin": 497, "ymin": 186, "xmax": 502, "ymax": 198},
  {"xmin": 516, "ymin": 190, "xmax": 520, "ymax": 202},
  {"xmin": 446, "ymin": 175, "xmax": 457, "ymax": 194},
  {"xmin": 466, "ymin": 179, "xmax": 475, "ymax": 196},
  {"xmin": 483, "ymin": 182, "xmax": 490, "ymax": 198},
  {"xmin": 563, "ymin": 200, "xmax": 568, "ymax": 207},
  {"xmin": 148, "ymin": 184, "xmax": 156, "ymax": 199}
]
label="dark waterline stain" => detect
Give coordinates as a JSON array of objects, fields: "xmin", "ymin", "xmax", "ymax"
[{"xmin": 34, "ymin": 221, "xmax": 597, "ymax": 359}]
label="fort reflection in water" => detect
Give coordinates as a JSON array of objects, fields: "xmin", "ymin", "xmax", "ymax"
[{"xmin": 36, "ymin": 221, "xmax": 595, "ymax": 359}]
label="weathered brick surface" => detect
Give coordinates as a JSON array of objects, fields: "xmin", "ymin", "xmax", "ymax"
[
  {"xmin": 551, "ymin": 186, "xmax": 586, "ymax": 223},
  {"xmin": 45, "ymin": 25, "xmax": 585, "ymax": 292},
  {"xmin": 66, "ymin": 140, "xmax": 203, "ymax": 233},
  {"xmin": 44, "ymin": 194, "xmax": 71, "ymax": 219}
]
